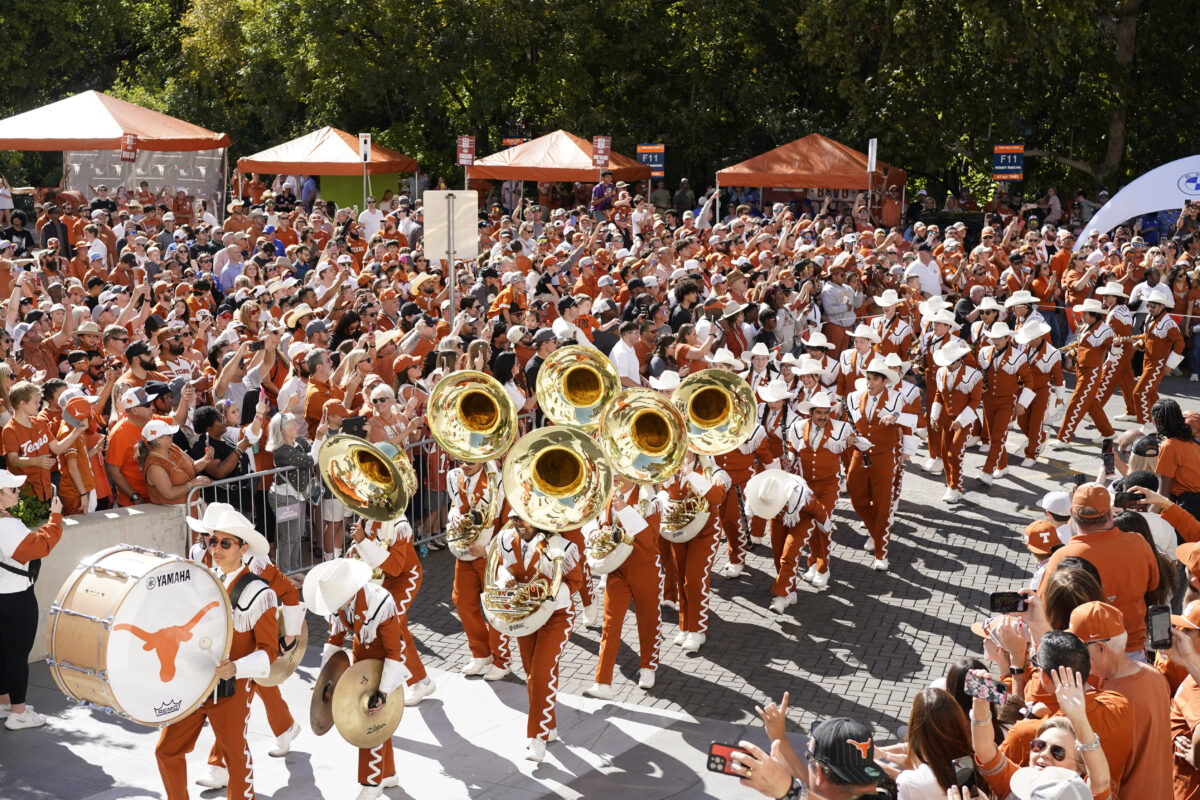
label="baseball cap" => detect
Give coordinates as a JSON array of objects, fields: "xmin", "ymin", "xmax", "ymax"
[
  {"xmin": 125, "ymin": 341, "xmax": 153, "ymax": 361},
  {"xmin": 597, "ymin": 275, "xmax": 615, "ymax": 287},
  {"xmin": 1009, "ymin": 765, "xmax": 1092, "ymax": 800},
  {"xmin": 1071, "ymin": 483, "xmax": 1110, "ymax": 521},
  {"xmin": 556, "ymin": 296, "xmax": 576, "ymax": 313},
  {"xmin": 806, "ymin": 718, "xmax": 882, "ymax": 784},
  {"xmin": 506, "ymin": 325, "xmax": 528, "ymax": 344},
  {"xmin": 1173, "ymin": 600, "xmax": 1200, "ymax": 630},
  {"xmin": 323, "ymin": 399, "xmax": 351, "ymax": 418},
  {"xmin": 120, "ymin": 387, "xmax": 153, "ymax": 410},
  {"xmin": 1067, "ymin": 601, "xmax": 1125, "ymax": 643},
  {"xmin": 392, "ymin": 354, "xmax": 420, "ymax": 373},
  {"xmin": 532, "ymin": 328, "xmax": 556, "ymax": 345},
  {"xmin": 1037, "ymin": 491, "xmax": 1071, "ymax": 517},
  {"xmin": 400, "ymin": 301, "xmax": 420, "ymax": 317},
  {"xmin": 305, "ymin": 320, "xmax": 328, "ymax": 336},
  {"xmin": 141, "ymin": 419, "xmax": 180, "ymax": 440},
  {"xmin": 1024, "ymin": 521, "xmax": 1062, "ymax": 557}
]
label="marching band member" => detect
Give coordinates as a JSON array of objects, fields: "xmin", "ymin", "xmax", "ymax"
[
  {"xmin": 742, "ymin": 342, "xmax": 774, "ymax": 396},
  {"xmin": 658, "ymin": 451, "xmax": 729, "ymax": 653},
  {"xmin": 1131, "ymin": 286, "xmax": 1185, "ymax": 428},
  {"xmin": 157, "ymin": 507, "xmax": 278, "ymax": 800},
  {"xmin": 799, "ymin": 331, "xmax": 839, "ymax": 389},
  {"xmin": 744, "ymin": 469, "xmax": 823, "ymax": 613},
  {"xmin": 966, "ymin": 297, "xmax": 1003, "ymax": 347},
  {"xmin": 585, "ymin": 475, "xmax": 664, "ymax": 698},
  {"xmin": 1049, "ymin": 299, "xmax": 1115, "ymax": 448},
  {"xmin": 305, "ymin": 559, "xmax": 408, "ymax": 799},
  {"xmin": 917, "ymin": 308, "xmax": 969, "ymax": 474},
  {"xmin": 786, "ymin": 390, "xmax": 850, "ymax": 588},
  {"xmin": 777, "ymin": 353, "xmax": 803, "ymax": 396},
  {"xmin": 445, "ymin": 459, "xmax": 511, "ymax": 680},
  {"xmin": 649, "ymin": 371, "xmax": 683, "ymax": 609},
  {"xmin": 976, "ymin": 322, "xmax": 1022, "ymax": 485},
  {"xmin": 1094, "ymin": 282, "xmax": 1137, "ymax": 420},
  {"xmin": 1013, "ymin": 321, "xmax": 1063, "ymax": 466},
  {"xmin": 750, "ymin": 378, "xmax": 794, "ymax": 551},
  {"xmin": 794, "ymin": 356, "xmax": 833, "ymax": 407},
  {"xmin": 349, "ymin": 514, "xmax": 437, "ymax": 705},
  {"xmin": 845, "ymin": 359, "xmax": 914, "ymax": 569},
  {"xmin": 494, "ymin": 513, "xmax": 583, "ymax": 762},
  {"xmin": 836, "ymin": 324, "xmax": 880, "ymax": 399},
  {"xmin": 882, "ymin": 353, "xmax": 924, "ymax": 442},
  {"xmin": 869, "ymin": 289, "xmax": 913, "ymax": 358},
  {"xmin": 928, "ymin": 341, "xmax": 982, "ymax": 504},
  {"xmin": 713, "ymin": 416, "xmax": 778, "ymax": 578},
  {"xmin": 1004, "ymin": 289, "xmax": 1046, "ymax": 333}
]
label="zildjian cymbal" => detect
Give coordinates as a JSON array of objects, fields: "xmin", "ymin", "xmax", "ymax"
[
  {"xmin": 256, "ymin": 613, "xmax": 308, "ymax": 687},
  {"xmin": 332, "ymin": 658, "xmax": 404, "ymax": 748},
  {"xmin": 309, "ymin": 649, "xmax": 350, "ymax": 736}
]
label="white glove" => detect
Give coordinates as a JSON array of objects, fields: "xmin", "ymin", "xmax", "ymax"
[
  {"xmin": 854, "ymin": 436, "xmax": 873, "ymax": 452},
  {"xmin": 1017, "ymin": 388, "xmax": 1034, "ymax": 410},
  {"xmin": 1054, "ymin": 386, "xmax": 1065, "ymax": 401},
  {"xmin": 1167, "ymin": 351, "xmax": 1184, "ymax": 370}
]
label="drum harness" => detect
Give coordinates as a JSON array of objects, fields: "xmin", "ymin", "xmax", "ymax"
[{"xmin": 217, "ymin": 571, "xmax": 271, "ymax": 699}]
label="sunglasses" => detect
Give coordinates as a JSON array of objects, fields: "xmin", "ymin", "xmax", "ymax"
[
  {"xmin": 371, "ymin": 397, "xmax": 388, "ymax": 405},
  {"xmin": 207, "ymin": 537, "xmax": 241, "ymax": 550},
  {"xmin": 1029, "ymin": 739, "xmax": 1069, "ymax": 761}
]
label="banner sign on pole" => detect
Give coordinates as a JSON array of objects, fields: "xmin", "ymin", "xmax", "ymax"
[
  {"xmin": 501, "ymin": 137, "xmax": 527, "ymax": 148},
  {"xmin": 993, "ymin": 144, "xmax": 1024, "ymax": 181},
  {"xmin": 358, "ymin": 133, "xmax": 372, "ymax": 163},
  {"xmin": 636, "ymin": 144, "xmax": 665, "ymax": 178},
  {"xmin": 592, "ymin": 136, "xmax": 612, "ymax": 168},
  {"xmin": 456, "ymin": 136, "xmax": 475, "ymax": 166},
  {"xmin": 866, "ymin": 138, "xmax": 878, "ymax": 174},
  {"xmin": 120, "ymin": 134, "xmax": 138, "ymax": 163}
]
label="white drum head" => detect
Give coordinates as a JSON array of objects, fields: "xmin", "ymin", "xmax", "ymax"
[{"xmin": 108, "ymin": 559, "xmax": 230, "ymax": 725}]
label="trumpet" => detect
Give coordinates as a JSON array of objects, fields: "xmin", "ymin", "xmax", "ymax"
[{"xmin": 482, "ymin": 526, "xmax": 565, "ymax": 637}]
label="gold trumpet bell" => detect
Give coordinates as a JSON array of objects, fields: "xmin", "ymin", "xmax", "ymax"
[
  {"xmin": 426, "ymin": 371, "xmax": 518, "ymax": 462},
  {"xmin": 599, "ymin": 388, "xmax": 687, "ymax": 485},
  {"xmin": 318, "ymin": 435, "xmax": 410, "ymax": 522},
  {"xmin": 535, "ymin": 344, "xmax": 621, "ymax": 431},
  {"xmin": 502, "ymin": 427, "xmax": 614, "ymax": 532},
  {"xmin": 671, "ymin": 370, "xmax": 757, "ymax": 455}
]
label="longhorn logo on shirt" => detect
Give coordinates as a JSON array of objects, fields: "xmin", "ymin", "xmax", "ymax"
[
  {"xmin": 114, "ymin": 601, "xmax": 220, "ymax": 682},
  {"xmin": 846, "ymin": 737, "xmax": 873, "ymax": 759}
]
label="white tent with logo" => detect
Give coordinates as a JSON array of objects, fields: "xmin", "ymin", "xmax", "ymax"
[{"xmin": 1074, "ymin": 154, "xmax": 1200, "ymax": 250}]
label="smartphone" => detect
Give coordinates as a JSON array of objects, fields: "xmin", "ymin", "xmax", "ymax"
[
  {"xmin": 706, "ymin": 742, "xmax": 752, "ymax": 776},
  {"xmin": 952, "ymin": 755, "xmax": 978, "ymax": 790},
  {"xmin": 248, "ymin": 340, "xmax": 266, "ymax": 352},
  {"xmin": 1102, "ymin": 451, "xmax": 1115, "ymax": 475},
  {"xmin": 1114, "ymin": 491, "xmax": 1142, "ymax": 508},
  {"xmin": 963, "ymin": 672, "xmax": 1008, "ymax": 705},
  {"xmin": 1148, "ymin": 604, "xmax": 1172, "ymax": 651},
  {"xmin": 989, "ymin": 591, "xmax": 1028, "ymax": 614},
  {"xmin": 1071, "ymin": 474, "xmax": 1088, "ymax": 487}
]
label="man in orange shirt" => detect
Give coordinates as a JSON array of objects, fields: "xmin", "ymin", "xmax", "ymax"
[
  {"xmin": 303, "ymin": 348, "xmax": 341, "ymax": 438},
  {"xmin": 103, "ymin": 387, "xmax": 159, "ymax": 506}
]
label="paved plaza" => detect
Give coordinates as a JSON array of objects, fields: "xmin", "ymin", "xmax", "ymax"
[{"xmin": 6, "ymin": 382, "xmax": 1190, "ymax": 799}]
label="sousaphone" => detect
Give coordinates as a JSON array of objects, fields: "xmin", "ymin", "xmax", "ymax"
[
  {"xmin": 670, "ymin": 370, "xmax": 757, "ymax": 456},
  {"xmin": 598, "ymin": 387, "xmax": 687, "ymax": 485},
  {"xmin": 501, "ymin": 426, "xmax": 613, "ymax": 532},
  {"xmin": 318, "ymin": 435, "xmax": 416, "ymax": 521},
  {"xmin": 535, "ymin": 344, "xmax": 620, "ymax": 431},
  {"xmin": 426, "ymin": 371, "xmax": 518, "ymax": 462}
]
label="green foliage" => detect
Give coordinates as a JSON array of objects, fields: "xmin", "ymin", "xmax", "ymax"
[{"xmin": 8, "ymin": 488, "xmax": 50, "ymax": 529}]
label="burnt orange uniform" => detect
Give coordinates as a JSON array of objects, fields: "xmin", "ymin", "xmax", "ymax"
[
  {"xmin": 658, "ymin": 463, "xmax": 729, "ymax": 637},
  {"xmin": 1055, "ymin": 320, "xmax": 1115, "ymax": 445},
  {"xmin": 1015, "ymin": 338, "xmax": 1064, "ymax": 460},
  {"xmin": 787, "ymin": 417, "xmax": 851, "ymax": 574},
  {"xmin": 1133, "ymin": 310, "xmax": 1185, "ymax": 423},
  {"xmin": 713, "ymin": 426, "xmax": 777, "ymax": 567},
  {"xmin": 750, "ymin": 403, "xmax": 792, "ymax": 556},
  {"xmin": 930, "ymin": 364, "xmax": 983, "ymax": 494},
  {"xmin": 446, "ymin": 464, "xmax": 510, "ymax": 670},
  {"xmin": 356, "ymin": 517, "xmax": 428, "ymax": 689},
  {"xmin": 977, "ymin": 342, "xmax": 1023, "ymax": 474},
  {"xmin": 1096, "ymin": 304, "xmax": 1135, "ymax": 416},
  {"xmin": 845, "ymin": 389, "xmax": 912, "ymax": 560},
  {"xmin": 871, "ymin": 314, "xmax": 913, "ymax": 359}
]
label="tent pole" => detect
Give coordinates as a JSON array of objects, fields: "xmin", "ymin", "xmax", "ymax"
[
  {"xmin": 221, "ymin": 148, "xmax": 228, "ymax": 223},
  {"xmin": 715, "ymin": 177, "xmax": 720, "ymax": 225},
  {"xmin": 447, "ymin": 192, "xmax": 456, "ymax": 333}
]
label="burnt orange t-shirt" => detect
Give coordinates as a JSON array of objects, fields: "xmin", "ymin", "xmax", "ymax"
[
  {"xmin": 1159, "ymin": 438, "xmax": 1200, "ymax": 494},
  {"xmin": 2, "ymin": 417, "xmax": 53, "ymax": 500}
]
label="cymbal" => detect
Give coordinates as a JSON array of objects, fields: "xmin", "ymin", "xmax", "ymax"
[
  {"xmin": 332, "ymin": 658, "xmax": 404, "ymax": 748},
  {"xmin": 256, "ymin": 613, "xmax": 309, "ymax": 688},
  {"xmin": 309, "ymin": 649, "xmax": 350, "ymax": 736}
]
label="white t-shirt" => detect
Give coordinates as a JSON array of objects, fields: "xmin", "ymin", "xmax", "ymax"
[
  {"xmin": 897, "ymin": 763, "xmax": 948, "ymax": 800},
  {"xmin": 609, "ymin": 339, "xmax": 641, "ymax": 385},
  {"xmin": 358, "ymin": 208, "xmax": 385, "ymax": 239}
]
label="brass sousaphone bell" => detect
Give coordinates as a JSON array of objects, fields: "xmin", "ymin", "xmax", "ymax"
[
  {"xmin": 535, "ymin": 344, "xmax": 621, "ymax": 432},
  {"xmin": 670, "ymin": 370, "xmax": 757, "ymax": 456},
  {"xmin": 426, "ymin": 371, "xmax": 518, "ymax": 462},
  {"xmin": 502, "ymin": 426, "xmax": 614, "ymax": 532},
  {"xmin": 318, "ymin": 435, "xmax": 417, "ymax": 522},
  {"xmin": 598, "ymin": 388, "xmax": 687, "ymax": 485}
]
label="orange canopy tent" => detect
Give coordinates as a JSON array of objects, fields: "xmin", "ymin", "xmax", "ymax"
[
  {"xmin": 469, "ymin": 130, "xmax": 650, "ymax": 182},
  {"xmin": 0, "ymin": 90, "xmax": 229, "ymax": 151},
  {"xmin": 236, "ymin": 127, "xmax": 418, "ymax": 176},
  {"xmin": 716, "ymin": 133, "xmax": 905, "ymax": 189}
]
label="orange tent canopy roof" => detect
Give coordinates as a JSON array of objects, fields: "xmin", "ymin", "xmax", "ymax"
[
  {"xmin": 717, "ymin": 133, "xmax": 905, "ymax": 190},
  {"xmin": 236, "ymin": 127, "xmax": 418, "ymax": 176},
  {"xmin": 469, "ymin": 130, "xmax": 651, "ymax": 182},
  {"xmin": 0, "ymin": 90, "xmax": 229, "ymax": 152}
]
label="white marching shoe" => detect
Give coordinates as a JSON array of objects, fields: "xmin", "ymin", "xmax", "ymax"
[
  {"xmin": 1046, "ymin": 437, "xmax": 1066, "ymax": 449},
  {"xmin": 923, "ymin": 457, "xmax": 944, "ymax": 474},
  {"xmin": 1113, "ymin": 413, "xmax": 1136, "ymax": 421},
  {"xmin": 483, "ymin": 664, "xmax": 511, "ymax": 681},
  {"xmin": 462, "ymin": 656, "xmax": 493, "ymax": 676},
  {"xmin": 871, "ymin": 558, "xmax": 889, "ymax": 572},
  {"xmin": 355, "ymin": 785, "xmax": 385, "ymax": 800},
  {"xmin": 585, "ymin": 683, "xmax": 615, "ymax": 700},
  {"xmin": 801, "ymin": 565, "xmax": 817, "ymax": 583},
  {"xmin": 681, "ymin": 632, "xmax": 706, "ymax": 652},
  {"xmin": 769, "ymin": 593, "xmax": 797, "ymax": 614},
  {"xmin": 526, "ymin": 737, "xmax": 547, "ymax": 762},
  {"xmin": 977, "ymin": 472, "xmax": 993, "ymax": 487},
  {"xmin": 638, "ymin": 668, "xmax": 656, "ymax": 689},
  {"xmin": 381, "ymin": 775, "xmax": 399, "ymax": 788},
  {"xmin": 719, "ymin": 562, "xmax": 744, "ymax": 578},
  {"xmin": 941, "ymin": 488, "xmax": 962, "ymax": 503},
  {"xmin": 196, "ymin": 765, "xmax": 229, "ymax": 789},
  {"xmin": 811, "ymin": 569, "xmax": 830, "ymax": 590},
  {"xmin": 863, "ymin": 537, "xmax": 874, "ymax": 551},
  {"xmin": 404, "ymin": 678, "xmax": 436, "ymax": 706},
  {"xmin": 269, "ymin": 721, "xmax": 302, "ymax": 757},
  {"xmin": 993, "ymin": 468, "xmax": 1008, "ymax": 479},
  {"xmin": 580, "ymin": 604, "xmax": 598, "ymax": 626},
  {"xmin": 673, "ymin": 629, "xmax": 688, "ymax": 646},
  {"xmin": 1021, "ymin": 457, "xmax": 1036, "ymax": 468}
]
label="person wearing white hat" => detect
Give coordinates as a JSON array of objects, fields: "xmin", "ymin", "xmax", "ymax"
[
  {"xmin": 915, "ymin": 309, "xmax": 971, "ymax": 473},
  {"xmin": 785, "ymin": 390, "xmax": 849, "ymax": 587},
  {"xmin": 1050, "ymin": 301, "xmax": 1116, "ymax": 449},
  {"xmin": 844, "ymin": 359, "xmax": 914, "ymax": 568},
  {"xmin": 157, "ymin": 505, "xmax": 279, "ymax": 800},
  {"xmin": 649, "ymin": 370, "xmax": 681, "ymax": 392},
  {"xmin": 799, "ymin": 331, "xmax": 839, "ymax": 389},
  {"xmin": 304, "ymin": 558, "xmax": 409, "ymax": 795},
  {"xmin": 742, "ymin": 469, "xmax": 823, "ymax": 612},
  {"xmin": 869, "ymin": 288, "xmax": 914, "ymax": 359},
  {"xmin": 792, "ymin": 355, "xmax": 835, "ymax": 411},
  {"xmin": 836, "ymin": 324, "xmax": 881, "ymax": 398},
  {"xmin": 743, "ymin": 342, "xmax": 774, "ymax": 396},
  {"xmin": 976, "ymin": 322, "xmax": 1023, "ymax": 484},
  {"xmin": 140, "ymin": 419, "xmax": 214, "ymax": 504},
  {"xmin": 1130, "ymin": 285, "xmax": 1184, "ymax": 427},
  {"xmin": 1093, "ymin": 281, "xmax": 1137, "ymax": 419},
  {"xmin": 929, "ymin": 340, "xmax": 982, "ymax": 503},
  {"xmin": 713, "ymin": 414, "xmax": 780, "ymax": 578},
  {"xmin": 1013, "ymin": 320, "xmax": 1064, "ymax": 466},
  {"xmin": 967, "ymin": 295, "xmax": 1004, "ymax": 348},
  {"xmin": 881, "ymin": 352, "xmax": 925, "ymax": 441},
  {"xmin": 709, "ymin": 346, "xmax": 743, "ymax": 370},
  {"xmin": 750, "ymin": 378, "xmax": 796, "ymax": 549}
]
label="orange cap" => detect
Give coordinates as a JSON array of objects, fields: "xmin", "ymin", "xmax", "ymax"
[
  {"xmin": 1173, "ymin": 600, "xmax": 1200, "ymax": 631},
  {"xmin": 1179, "ymin": 542, "xmax": 1200, "ymax": 584},
  {"xmin": 1067, "ymin": 601, "xmax": 1125, "ymax": 642},
  {"xmin": 1024, "ymin": 520, "xmax": 1062, "ymax": 557},
  {"xmin": 379, "ymin": 288, "xmax": 399, "ymax": 301},
  {"xmin": 392, "ymin": 354, "xmax": 420, "ymax": 373},
  {"xmin": 323, "ymin": 399, "xmax": 351, "ymax": 418},
  {"xmin": 1071, "ymin": 484, "xmax": 1110, "ymax": 520}
]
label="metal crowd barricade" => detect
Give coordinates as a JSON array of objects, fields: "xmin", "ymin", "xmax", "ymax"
[{"xmin": 179, "ymin": 410, "xmax": 542, "ymax": 575}]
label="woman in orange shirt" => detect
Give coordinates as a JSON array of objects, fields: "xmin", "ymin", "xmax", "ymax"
[
  {"xmin": 1153, "ymin": 399, "xmax": 1200, "ymax": 518},
  {"xmin": 671, "ymin": 324, "xmax": 715, "ymax": 377}
]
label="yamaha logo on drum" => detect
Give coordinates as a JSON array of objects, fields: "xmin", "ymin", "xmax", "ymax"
[
  {"xmin": 146, "ymin": 569, "xmax": 193, "ymax": 590},
  {"xmin": 154, "ymin": 699, "xmax": 182, "ymax": 718},
  {"xmin": 1179, "ymin": 172, "xmax": 1200, "ymax": 196}
]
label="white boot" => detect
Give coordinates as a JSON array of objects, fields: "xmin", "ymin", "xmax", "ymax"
[
  {"xmin": 269, "ymin": 721, "xmax": 302, "ymax": 757},
  {"xmin": 801, "ymin": 566, "xmax": 817, "ymax": 583},
  {"xmin": 673, "ymin": 629, "xmax": 687, "ymax": 646},
  {"xmin": 483, "ymin": 664, "xmax": 511, "ymax": 681},
  {"xmin": 1113, "ymin": 412, "xmax": 1136, "ymax": 421},
  {"xmin": 978, "ymin": 472, "xmax": 993, "ymax": 487},
  {"xmin": 462, "ymin": 656, "xmax": 493, "ymax": 676},
  {"xmin": 404, "ymin": 678, "xmax": 436, "ymax": 706},
  {"xmin": 196, "ymin": 765, "xmax": 229, "ymax": 789},
  {"xmin": 581, "ymin": 604, "xmax": 598, "ymax": 626},
  {"xmin": 941, "ymin": 488, "xmax": 962, "ymax": 503},
  {"xmin": 681, "ymin": 632, "xmax": 707, "ymax": 652},
  {"xmin": 1021, "ymin": 457, "xmax": 1036, "ymax": 468},
  {"xmin": 1046, "ymin": 437, "xmax": 1066, "ymax": 449},
  {"xmin": 811, "ymin": 569, "xmax": 830, "ymax": 589},
  {"xmin": 355, "ymin": 784, "xmax": 384, "ymax": 799},
  {"xmin": 993, "ymin": 468, "xmax": 1008, "ymax": 479},
  {"xmin": 719, "ymin": 562, "xmax": 744, "ymax": 578},
  {"xmin": 923, "ymin": 457, "xmax": 944, "ymax": 474},
  {"xmin": 585, "ymin": 683, "xmax": 615, "ymax": 700},
  {"xmin": 871, "ymin": 558, "xmax": 889, "ymax": 572},
  {"xmin": 769, "ymin": 594, "xmax": 797, "ymax": 614},
  {"xmin": 525, "ymin": 737, "xmax": 547, "ymax": 762},
  {"xmin": 638, "ymin": 668, "xmax": 656, "ymax": 689}
]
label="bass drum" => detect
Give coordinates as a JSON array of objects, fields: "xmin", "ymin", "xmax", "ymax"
[{"xmin": 45, "ymin": 545, "xmax": 232, "ymax": 726}]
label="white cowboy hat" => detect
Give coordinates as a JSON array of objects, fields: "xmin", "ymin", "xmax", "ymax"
[
  {"xmin": 933, "ymin": 340, "xmax": 973, "ymax": 367},
  {"xmin": 882, "ymin": 352, "xmax": 911, "ymax": 374},
  {"xmin": 649, "ymin": 370, "xmax": 681, "ymax": 391},
  {"xmin": 758, "ymin": 378, "xmax": 794, "ymax": 404},
  {"xmin": 779, "ymin": 353, "xmax": 804, "ymax": 368},
  {"xmin": 850, "ymin": 324, "xmax": 881, "ymax": 344},
  {"xmin": 1071, "ymin": 298, "xmax": 1105, "ymax": 315},
  {"xmin": 796, "ymin": 390, "xmax": 836, "ymax": 414},
  {"xmin": 795, "ymin": 355, "xmax": 826, "ymax": 377},
  {"xmin": 722, "ymin": 301, "xmax": 749, "ymax": 319},
  {"xmin": 926, "ymin": 308, "xmax": 960, "ymax": 329},
  {"xmin": 1009, "ymin": 765, "xmax": 1090, "ymax": 800},
  {"xmin": 976, "ymin": 296, "xmax": 1003, "ymax": 313},
  {"xmin": 1095, "ymin": 281, "xmax": 1128, "ymax": 299},
  {"xmin": 1014, "ymin": 320, "xmax": 1052, "ymax": 345},
  {"xmin": 184, "ymin": 502, "xmax": 270, "ymax": 557},
  {"xmin": 1004, "ymin": 290, "xmax": 1038, "ymax": 308},
  {"xmin": 302, "ymin": 558, "xmax": 374, "ymax": 616},
  {"xmin": 801, "ymin": 331, "xmax": 835, "ymax": 349},
  {"xmin": 709, "ymin": 347, "xmax": 742, "ymax": 368},
  {"xmin": 864, "ymin": 357, "xmax": 899, "ymax": 385},
  {"xmin": 1146, "ymin": 286, "xmax": 1174, "ymax": 308},
  {"xmin": 873, "ymin": 289, "xmax": 904, "ymax": 308},
  {"xmin": 985, "ymin": 322, "xmax": 1013, "ymax": 339},
  {"xmin": 918, "ymin": 296, "xmax": 951, "ymax": 318},
  {"xmin": 743, "ymin": 342, "xmax": 772, "ymax": 362},
  {"xmin": 744, "ymin": 470, "xmax": 803, "ymax": 520}
]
